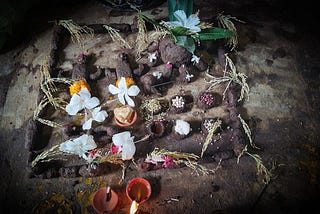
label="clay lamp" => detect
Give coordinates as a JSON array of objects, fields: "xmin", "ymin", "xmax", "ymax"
[
  {"xmin": 114, "ymin": 105, "xmax": 137, "ymax": 127},
  {"xmin": 92, "ymin": 186, "xmax": 118, "ymax": 214},
  {"xmin": 197, "ymin": 91, "xmax": 216, "ymax": 110},
  {"xmin": 126, "ymin": 177, "xmax": 152, "ymax": 214}
]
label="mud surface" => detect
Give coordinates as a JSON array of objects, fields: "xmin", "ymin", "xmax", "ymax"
[{"xmin": 1, "ymin": 0, "xmax": 320, "ymax": 213}]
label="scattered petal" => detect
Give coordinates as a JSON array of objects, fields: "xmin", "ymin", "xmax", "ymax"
[{"xmin": 82, "ymin": 118, "xmax": 93, "ymax": 130}]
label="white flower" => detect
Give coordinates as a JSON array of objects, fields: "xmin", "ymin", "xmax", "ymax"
[
  {"xmin": 185, "ymin": 72, "xmax": 194, "ymax": 82},
  {"xmin": 112, "ymin": 131, "xmax": 136, "ymax": 160},
  {"xmin": 108, "ymin": 77, "xmax": 140, "ymax": 107},
  {"xmin": 191, "ymin": 54, "xmax": 200, "ymax": 64},
  {"xmin": 148, "ymin": 52, "xmax": 157, "ymax": 62},
  {"xmin": 174, "ymin": 119, "xmax": 191, "ymax": 135},
  {"xmin": 66, "ymin": 88, "xmax": 100, "ymax": 115},
  {"xmin": 82, "ymin": 107, "xmax": 108, "ymax": 130},
  {"xmin": 152, "ymin": 71, "xmax": 163, "ymax": 79},
  {"xmin": 165, "ymin": 10, "xmax": 201, "ymax": 33},
  {"xmin": 59, "ymin": 134, "xmax": 97, "ymax": 159}
]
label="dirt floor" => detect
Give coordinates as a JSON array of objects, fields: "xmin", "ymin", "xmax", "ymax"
[{"xmin": 0, "ymin": 0, "xmax": 320, "ymax": 213}]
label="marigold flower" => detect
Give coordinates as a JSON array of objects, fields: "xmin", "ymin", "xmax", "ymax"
[
  {"xmin": 115, "ymin": 77, "xmax": 135, "ymax": 88},
  {"xmin": 69, "ymin": 79, "xmax": 91, "ymax": 95}
]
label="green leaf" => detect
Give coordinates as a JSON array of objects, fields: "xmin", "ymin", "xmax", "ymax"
[
  {"xmin": 171, "ymin": 26, "xmax": 188, "ymax": 36},
  {"xmin": 168, "ymin": 0, "xmax": 194, "ymax": 21},
  {"xmin": 194, "ymin": 28, "xmax": 234, "ymax": 40},
  {"xmin": 176, "ymin": 35, "xmax": 195, "ymax": 53}
]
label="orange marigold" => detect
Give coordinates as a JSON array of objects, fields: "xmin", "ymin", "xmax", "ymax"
[
  {"xmin": 115, "ymin": 77, "xmax": 135, "ymax": 88},
  {"xmin": 69, "ymin": 79, "xmax": 91, "ymax": 95}
]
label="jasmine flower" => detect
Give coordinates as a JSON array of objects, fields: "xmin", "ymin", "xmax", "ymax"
[
  {"xmin": 148, "ymin": 51, "xmax": 157, "ymax": 62},
  {"xmin": 59, "ymin": 134, "xmax": 97, "ymax": 159},
  {"xmin": 165, "ymin": 10, "xmax": 201, "ymax": 33},
  {"xmin": 82, "ymin": 107, "xmax": 108, "ymax": 130},
  {"xmin": 65, "ymin": 88, "xmax": 100, "ymax": 115},
  {"xmin": 108, "ymin": 77, "xmax": 140, "ymax": 107},
  {"xmin": 191, "ymin": 54, "xmax": 200, "ymax": 64},
  {"xmin": 185, "ymin": 72, "xmax": 194, "ymax": 82},
  {"xmin": 112, "ymin": 131, "xmax": 136, "ymax": 160}
]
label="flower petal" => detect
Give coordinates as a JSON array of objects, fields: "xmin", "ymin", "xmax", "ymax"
[
  {"xmin": 79, "ymin": 88, "xmax": 91, "ymax": 100},
  {"xmin": 117, "ymin": 92, "xmax": 126, "ymax": 105},
  {"xmin": 127, "ymin": 85, "xmax": 140, "ymax": 96},
  {"xmin": 165, "ymin": 21, "xmax": 182, "ymax": 27},
  {"xmin": 79, "ymin": 134, "xmax": 97, "ymax": 151},
  {"xmin": 121, "ymin": 142, "xmax": 136, "ymax": 160},
  {"xmin": 125, "ymin": 93, "xmax": 135, "ymax": 107},
  {"xmin": 66, "ymin": 94, "xmax": 83, "ymax": 115},
  {"xmin": 112, "ymin": 131, "xmax": 131, "ymax": 146},
  {"xmin": 174, "ymin": 10, "xmax": 187, "ymax": 26},
  {"xmin": 59, "ymin": 140, "xmax": 75, "ymax": 153},
  {"xmin": 66, "ymin": 103, "xmax": 80, "ymax": 115},
  {"xmin": 93, "ymin": 110, "xmax": 108, "ymax": 122},
  {"xmin": 82, "ymin": 118, "xmax": 93, "ymax": 130},
  {"xmin": 85, "ymin": 97, "xmax": 100, "ymax": 109},
  {"xmin": 118, "ymin": 77, "xmax": 127, "ymax": 89},
  {"xmin": 188, "ymin": 26, "xmax": 201, "ymax": 33},
  {"xmin": 186, "ymin": 14, "xmax": 200, "ymax": 28},
  {"xmin": 108, "ymin": 84, "xmax": 120, "ymax": 95}
]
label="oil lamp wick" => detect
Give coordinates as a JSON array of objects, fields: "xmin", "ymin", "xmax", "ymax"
[{"xmin": 106, "ymin": 186, "xmax": 111, "ymax": 202}]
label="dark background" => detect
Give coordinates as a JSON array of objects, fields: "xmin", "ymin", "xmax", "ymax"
[{"xmin": 0, "ymin": 0, "xmax": 318, "ymax": 53}]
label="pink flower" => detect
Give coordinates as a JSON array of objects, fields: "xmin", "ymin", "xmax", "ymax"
[
  {"xmin": 166, "ymin": 62, "xmax": 172, "ymax": 69},
  {"xmin": 162, "ymin": 156, "xmax": 173, "ymax": 168},
  {"xmin": 111, "ymin": 144, "xmax": 122, "ymax": 154}
]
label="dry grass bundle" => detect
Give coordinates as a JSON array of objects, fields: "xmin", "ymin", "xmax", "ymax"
[
  {"xmin": 33, "ymin": 98, "xmax": 63, "ymax": 128},
  {"xmin": 149, "ymin": 25, "xmax": 171, "ymax": 41},
  {"xmin": 135, "ymin": 14, "xmax": 149, "ymax": 59},
  {"xmin": 217, "ymin": 13, "xmax": 244, "ymax": 50},
  {"xmin": 237, "ymin": 145, "xmax": 272, "ymax": 184},
  {"xmin": 99, "ymin": 153, "xmax": 124, "ymax": 165},
  {"xmin": 58, "ymin": 19, "xmax": 94, "ymax": 51},
  {"xmin": 103, "ymin": 25, "xmax": 132, "ymax": 49},
  {"xmin": 34, "ymin": 58, "xmax": 73, "ymax": 128},
  {"xmin": 206, "ymin": 54, "xmax": 249, "ymax": 102},
  {"xmin": 31, "ymin": 145, "xmax": 64, "ymax": 168},
  {"xmin": 149, "ymin": 148, "xmax": 219, "ymax": 175},
  {"xmin": 238, "ymin": 114, "xmax": 260, "ymax": 149},
  {"xmin": 201, "ymin": 119, "xmax": 222, "ymax": 158}
]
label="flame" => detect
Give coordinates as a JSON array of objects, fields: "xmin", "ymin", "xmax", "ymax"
[{"xmin": 129, "ymin": 200, "xmax": 139, "ymax": 214}]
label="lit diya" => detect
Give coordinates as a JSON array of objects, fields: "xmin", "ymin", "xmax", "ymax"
[
  {"xmin": 126, "ymin": 177, "xmax": 152, "ymax": 214},
  {"xmin": 114, "ymin": 105, "xmax": 137, "ymax": 127}
]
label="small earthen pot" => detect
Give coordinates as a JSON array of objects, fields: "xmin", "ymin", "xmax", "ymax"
[
  {"xmin": 197, "ymin": 91, "xmax": 216, "ymax": 110},
  {"xmin": 147, "ymin": 120, "xmax": 166, "ymax": 138},
  {"xmin": 92, "ymin": 187, "xmax": 118, "ymax": 213},
  {"xmin": 170, "ymin": 95, "xmax": 187, "ymax": 114},
  {"xmin": 126, "ymin": 177, "xmax": 152, "ymax": 204},
  {"xmin": 201, "ymin": 118, "xmax": 219, "ymax": 135},
  {"xmin": 114, "ymin": 105, "xmax": 137, "ymax": 127}
]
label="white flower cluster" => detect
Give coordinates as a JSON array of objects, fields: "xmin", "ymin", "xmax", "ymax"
[{"xmin": 171, "ymin": 96, "xmax": 185, "ymax": 108}]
